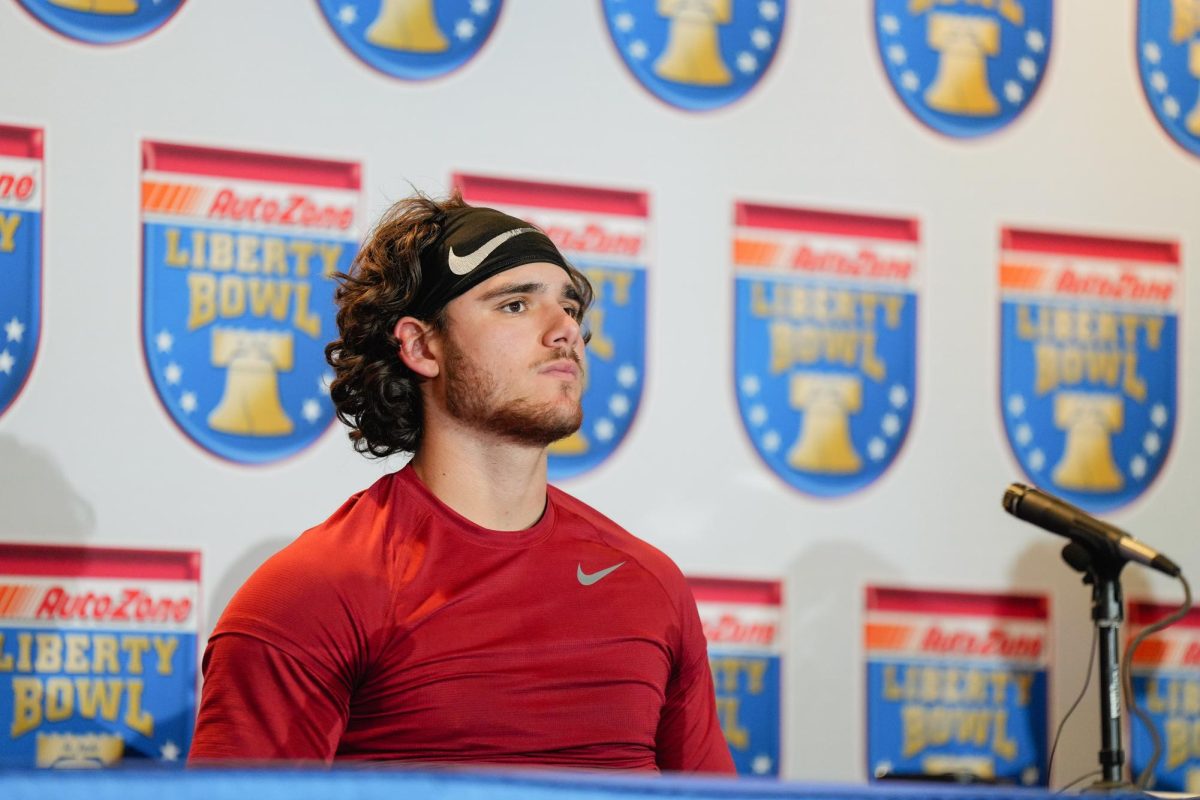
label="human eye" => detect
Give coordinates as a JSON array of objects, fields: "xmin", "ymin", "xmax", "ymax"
[
  {"xmin": 500, "ymin": 298, "xmax": 527, "ymax": 313},
  {"xmin": 563, "ymin": 303, "xmax": 583, "ymax": 322}
]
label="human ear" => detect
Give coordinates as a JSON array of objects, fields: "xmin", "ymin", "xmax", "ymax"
[{"xmin": 394, "ymin": 317, "xmax": 440, "ymax": 379}]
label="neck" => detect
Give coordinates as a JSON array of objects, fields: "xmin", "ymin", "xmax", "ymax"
[{"xmin": 409, "ymin": 412, "xmax": 550, "ymax": 532}]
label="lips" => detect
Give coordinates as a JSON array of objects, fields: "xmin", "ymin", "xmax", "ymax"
[{"xmin": 540, "ymin": 361, "xmax": 581, "ymax": 379}]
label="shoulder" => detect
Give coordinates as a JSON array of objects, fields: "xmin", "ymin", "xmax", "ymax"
[
  {"xmin": 214, "ymin": 471, "xmax": 420, "ymax": 645},
  {"xmin": 549, "ymin": 485, "xmax": 691, "ymax": 599}
]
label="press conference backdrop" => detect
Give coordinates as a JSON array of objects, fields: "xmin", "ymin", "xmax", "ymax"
[{"xmin": 0, "ymin": 0, "xmax": 1198, "ymax": 786}]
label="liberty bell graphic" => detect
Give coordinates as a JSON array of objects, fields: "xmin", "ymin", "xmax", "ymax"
[
  {"xmin": 207, "ymin": 328, "xmax": 295, "ymax": 437},
  {"xmin": 47, "ymin": 0, "xmax": 137, "ymax": 12},
  {"xmin": 36, "ymin": 732, "xmax": 125, "ymax": 768},
  {"xmin": 1169, "ymin": 0, "xmax": 1200, "ymax": 134},
  {"xmin": 653, "ymin": 0, "xmax": 733, "ymax": 86},
  {"xmin": 1051, "ymin": 392, "xmax": 1125, "ymax": 492},
  {"xmin": 366, "ymin": 0, "xmax": 450, "ymax": 53},
  {"xmin": 923, "ymin": 12, "xmax": 1001, "ymax": 116},
  {"xmin": 786, "ymin": 372, "xmax": 863, "ymax": 474}
]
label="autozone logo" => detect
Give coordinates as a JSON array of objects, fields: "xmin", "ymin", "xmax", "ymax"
[
  {"xmin": 538, "ymin": 223, "xmax": 643, "ymax": 257},
  {"xmin": 206, "ymin": 187, "xmax": 355, "ymax": 231},
  {"xmin": 33, "ymin": 586, "xmax": 193, "ymax": 624},
  {"xmin": 920, "ymin": 625, "xmax": 1043, "ymax": 659},
  {"xmin": 701, "ymin": 613, "xmax": 778, "ymax": 646},
  {"xmin": 0, "ymin": 171, "xmax": 36, "ymax": 202}
]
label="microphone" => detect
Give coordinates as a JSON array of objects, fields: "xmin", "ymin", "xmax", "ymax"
[{"xmin": 1003, "ymin": 483, "xmax": 1181, "ymax": 578}]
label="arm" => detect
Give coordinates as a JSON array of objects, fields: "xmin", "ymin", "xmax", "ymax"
[
  {"xmin": 655, "ymin": 592, "xmax": 736, "ymax": 774},
  {"xmin": 189, "ymin": 633, "xmax": 350, "ymax": 763}
]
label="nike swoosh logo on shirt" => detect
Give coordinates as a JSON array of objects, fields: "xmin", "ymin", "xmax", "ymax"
[
  {"xmin": 577, "ymin": 562, "xmax": 625, "ymax": 586},
  {"xmin": 447, "ymin": 227, "xmax": 538, "ymax": 275}
]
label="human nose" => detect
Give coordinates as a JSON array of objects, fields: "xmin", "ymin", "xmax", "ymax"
[{"xmin": 542, "ymin": 305, "xmax": 582, "ymax": 350}]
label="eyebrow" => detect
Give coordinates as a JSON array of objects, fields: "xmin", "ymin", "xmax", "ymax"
[{"xmin": 477, "ymin": 281, "xmax": 582, "ymax": 305}]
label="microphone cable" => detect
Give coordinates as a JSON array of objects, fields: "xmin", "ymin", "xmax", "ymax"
[
  {"xmin": 1047, "ymin": 625, "xmax": 1097, "ymax": 788},
  {"xmin": 1122, "ymin": 572, "xmax": 1193, "ymax": 790}
]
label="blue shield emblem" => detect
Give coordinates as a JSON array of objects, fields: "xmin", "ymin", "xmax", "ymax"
[
  {"xmin": 457, "ymin": 173, "xmax": 648, "ymax": 481},
  {"xmin": 734, "ymin": 203, "xmax": 919, "ymax": 497},
  {"xmin": 601, "ymin": 0, "xmax": 786, "ymax": 111},
  {"xmin": 15, "ymin": 0, "xmax": 184, "ymax": 45},
  {"xmin": 865, "ymin": 587, "xmax": 1050, "ymax": 786},
  {"xmin": 141, "ymin": 142, "xmax": 358, "ymax": 464},
  {"xmin": 1137, "ymin": 1, "xmax": 1200, "ymax": 158},
  {"xmin": 0, "ymin": 126, "xmax": 43, "ymax": 421},
  {"xmin": 316, "ymin": 0, "xmax": 502, "ymax": 80},
  {"xmin": 874, "ymin": 0, "xmax": 1052, "ymax": 137},
  {"xmin": 999, "ymin": 228, "xmax": 1179, "ymax": 513}
]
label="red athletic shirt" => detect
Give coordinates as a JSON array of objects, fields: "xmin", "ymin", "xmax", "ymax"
[{"xmin": 190, "ymin": 467, "xmax": 734, "ymax": 772}]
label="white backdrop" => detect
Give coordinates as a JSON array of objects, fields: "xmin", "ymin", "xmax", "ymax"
[{"xmin": 1, "ymin": 0, "xmax": 1197, "ymax": 784}]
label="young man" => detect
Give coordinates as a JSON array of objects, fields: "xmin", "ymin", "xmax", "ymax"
[{"xmin": 189, "ymin": 193, "xmax": 734, "ymax": 773}]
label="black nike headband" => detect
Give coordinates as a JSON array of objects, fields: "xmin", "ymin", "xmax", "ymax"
[{"xmin": 407, "ymin": 205, "xmax": 571, "ymax": 320}]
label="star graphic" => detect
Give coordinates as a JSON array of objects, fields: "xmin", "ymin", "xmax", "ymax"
[
  {"xmin": 761, "ymin": 430, "xmax": 781, "ymax": 453},
  {"xmin": 751, "ymin": 27, "xmax": 771, "ymax": 50},
  {"xmin": 455, "ymin": 18, "xmax": 476, "ymax": 40},
  {"xmin": 337, "ymin": 4, "xmax": 356, "ymax": 25},
  {"xmin": 302, "ymin": 399, "xmax": 322, "ymax": 424},
  {"xmin": 1151, "ymin": 404, "xmax": 1168, "ymax": 428},
  {"xmin": 1151, "ymin": 71, "xmax": 1168, "ymax": 93},
  {"xmin": 628, "ymin": 40, "xmax": 648, "ymax": 60},
  {"xmin": 887, "ymin": 44, "xmax": 906, "ymax": 66},
  {"xmin": 1015, "ymin": 423, "xmax": 1032, "ymax": 446},
  {"xmin": 868, "ymin": 437, "xmax": 886, "ymax": 461},
  {"xmin": 888, "ymin": 384, "xmax": 908, "ymax": 409},
  {"xmin": 740, "ymin": 375, "xmax": 761, "ymax": 397},
  {"xmin": 1165, "ymin": 96, "xmax": 1181, "ymax": 118},
  {"xmin": 736, "ymin": 52, "xmax": 758, "ymax": 74},
  {"xmin": 881, "ymin": 413, "xmax": 900, "ymax": 437},
  {"xmin": 319, "ymin": 372, "xmax": 334, "ymax": 394},
  {"xmin": 748, "ymin": 404, "xmax": 768, "ymax": 427},
  {"xmin": 470, "ymin": 0, "xmax": 491, "ymax": 14},
  {"xmin": 880, "ymin": 15, "xmax": 900, "ymax": 35},
  {"xmin": 0, "ymin": 349, "xmax": 13, "ymax": 375},
  {"xmin": 758, "ymin": 0, "xmax": 780, "ymax": 23},
  {"xmin": 616, "ymin": 364, "xmax": 638, "ymax": 389},
  {"xmin": 874, "ymin": 761, "xmax": 894, "ymax": 779},
  {"xmin": 1131, "ymin": 455, "xmax": 1148, "ymax": 480},
  {"xmin": 900, "ymin": 70, "xmax": 919, "ymax": 91},
  {"xmin": 1144, "ymin": 431, "xmax": 1161, "ymax": 456},
  {"xmin": 159, "ymin": 740, "xmax": 180, "ymax": 761},
  {"xmin": 1007, "ymin": 394, "xmax": 1026, "ymax": 417},
  {"xmin": 1028, "ymin": 448, "xmax": 1045, "ymax": 471},
  {"xmin": 156, "ymin": 330, "xmax": 174, "ymax": 353},
  {"xmin": 609, "ymin": 394, "xmax": 630, "ymax": 417},
  {"xmin": 180, "ymin": 391, "xmax": 197, "ymax": 414},
  {"xmin": 751, "ymin": 754, "xmax": 774, "ymax": 775},
  {"xmin": 1004, "ymin": 80, "xmax": 1024, "ymax": 103},
  {"xmin": 1018, "ymin": 57, "xmax": 1037, "ymax": 81},
  {"xmin": 615, "ymin": 12, "xmax": 634, "ymax": 33},
  {"xmin": 4, "ymin": 317, "xmax": 24, "ymax": 343},
  {"xmin": 594, "ymin": 418, "xmax": 615, "ymax": 442},
  {"xmin": 1144, "ymin": 42, "xmax": 1162, "ymax": 64},
  {"xmin": 164, "ymin": 362, "xmax": 182, "ymax": 385},
  {"xmin": 1025, "ymin": 29, "xmax": 1045, "ymax": 54}
]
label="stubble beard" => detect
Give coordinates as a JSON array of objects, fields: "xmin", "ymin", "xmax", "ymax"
[{"xmin": 442, "ymin": 336, "xmax": 583, "ymax": 448}]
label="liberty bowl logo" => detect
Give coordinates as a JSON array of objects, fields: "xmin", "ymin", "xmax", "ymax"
[
  {"xmin": 998, "ymin": 229, "xmax": 1179, "ymax": 513},
  {"xmin": 15, "ymin": 0, "xmax": 184, "ymax": 44},
  {"xmin": 1137, "ymin": 1, "xmax": 1200, "ymax": 158},
  {"xmin": 317, "ymin": 0, "xmax": 502, "ymax": 80},
  {"xmin": 602, "ymin": 0, "xmax": 786, "ymax": 111},
  {"xmin": 874, "ymin": 0, "xmax": 1052, "ymax": 137},
  {"xmin": 733, "ymin": 204, "xmax": 920, "ymax": 497},
  {"xmin": 0, "ymin": 126, "xmax": 42, "ymax": 421}
]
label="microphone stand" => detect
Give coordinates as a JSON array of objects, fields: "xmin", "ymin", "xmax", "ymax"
[{"xmin": 1061, "ymin": 542, "xmax": 1133, "ymax": 792}]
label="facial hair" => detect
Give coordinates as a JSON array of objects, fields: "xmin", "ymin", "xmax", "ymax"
[{"xmin": 442, "ymin": 334, "xmax": 584, "ymax": 448}]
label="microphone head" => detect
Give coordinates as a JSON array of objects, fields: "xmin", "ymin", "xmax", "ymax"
[{"xmin": 1002, "ymin": 483, "xmax": 1030, "ymax": 515}]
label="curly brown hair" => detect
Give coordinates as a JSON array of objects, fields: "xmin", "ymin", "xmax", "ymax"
[{"xmin": 325, "ymin": 191, "xmax": 594, "ymax": 458}]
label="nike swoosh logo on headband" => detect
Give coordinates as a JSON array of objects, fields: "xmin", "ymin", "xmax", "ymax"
[{"xmin": 447, "ymin": 227, "xmax": 539, "ymax": 275}]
